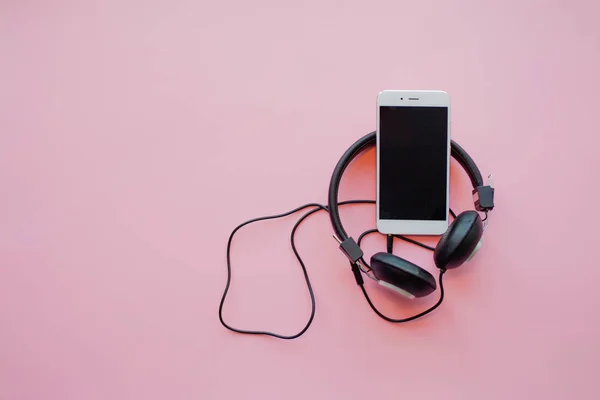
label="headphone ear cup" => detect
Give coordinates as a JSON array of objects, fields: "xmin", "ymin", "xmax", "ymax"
[
  {"xmin": 434, "ymin": 211, "xmax": 484, "ymax": 270},
  {"xmin": 370, "ymin": 252, "xmax": 436, "ymax": 298}
]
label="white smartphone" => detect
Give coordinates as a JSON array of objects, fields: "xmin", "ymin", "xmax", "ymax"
[{"xmin": 376, "ymin": 90, "xmax": 451, "ymax": 235}]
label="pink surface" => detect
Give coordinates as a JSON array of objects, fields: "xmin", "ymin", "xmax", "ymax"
[{"xmin": 1, "ymin": 1, "xmax": 600, "ymax": 399}]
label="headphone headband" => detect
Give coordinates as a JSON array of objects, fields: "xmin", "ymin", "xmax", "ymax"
[{"xmin": 327, "ymin": 131, "xmax": 493, "ymax": 263}]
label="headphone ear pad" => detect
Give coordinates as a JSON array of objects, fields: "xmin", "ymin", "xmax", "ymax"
[
  {"xmin": 370, "ymin": 252, "xmax": 436, "ymax": 298},
  {"xmin": 434, "ymin": 210, "xmax": 483, "ymax": 270}
]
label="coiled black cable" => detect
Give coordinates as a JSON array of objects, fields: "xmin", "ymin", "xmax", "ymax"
[
  {"xmin": 219, "ymin": 200, "xmax": 448, "ymax": 339},
  {"xmin": 219, "ymin": 200, "xmax": 374, "ymax": 339}
]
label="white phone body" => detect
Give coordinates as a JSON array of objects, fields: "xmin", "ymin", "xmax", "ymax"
[{"xmin": 376, "ymin": 90, "xmax": 451, "ymax": 235}]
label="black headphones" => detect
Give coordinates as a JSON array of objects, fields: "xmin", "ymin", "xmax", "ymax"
[
  {"xmin": 327, "ymin": 131, "xmax": 494, "ymax": 320},
  {"xmin": 219, "ymin": 130, "xmax": 495, "ymax": 338}
]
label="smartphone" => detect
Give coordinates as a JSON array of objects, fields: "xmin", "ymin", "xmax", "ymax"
[{"xmin": 376, "ymin": 90, "xmax": 451, "ymax": 235}]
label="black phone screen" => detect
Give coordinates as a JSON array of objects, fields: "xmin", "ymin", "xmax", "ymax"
[{"xmin": 378, "ymin": 106, "xmax": 448, "ymax": 221}]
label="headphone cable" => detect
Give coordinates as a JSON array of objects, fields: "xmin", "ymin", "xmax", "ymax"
[
  {"xmin": 220, "ymin": 200, "xmax": 374, "ymax": 339},
  {"xmin": 220, "ymin": 200, "xmax": 448, "ymax": 339},
  {"xmin": 358, "ymin": 269, "xmax": 446, "ymax": 323}
]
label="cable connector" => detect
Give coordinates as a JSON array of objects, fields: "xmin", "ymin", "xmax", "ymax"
[
  {"xmin": 333, "ymin": 235, "xmax": 363, "ymax": 263},
  {"xmin": 473, "ymin": 186, "xmax": 494, "ymax": 211},
  {"xmin": 473, "ymin": 176, "xmax": 495, "ymax": 212}
]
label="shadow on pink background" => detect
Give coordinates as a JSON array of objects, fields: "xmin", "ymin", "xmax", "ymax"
[{"xmin": 1, "ymin": 1, "xmax": 599, "ymax": 399}]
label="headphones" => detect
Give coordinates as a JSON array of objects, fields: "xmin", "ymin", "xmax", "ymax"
[
  {"xmin": 219, "ymin": 130, "xmax": 495, "ymax": 338},
  {"xmin": 328, "ymin": 131, "xmax": 494, "ymax": 320}
]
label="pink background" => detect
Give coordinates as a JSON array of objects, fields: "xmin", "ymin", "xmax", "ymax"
[{"xmin": 1, "ymin": 1, "xmax": 599, "ymax": 399}]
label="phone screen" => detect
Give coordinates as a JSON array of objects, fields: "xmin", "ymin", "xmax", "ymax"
[{"xmin": 379, "ymin": 106, "xmax": 448, "ymax": 221}]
